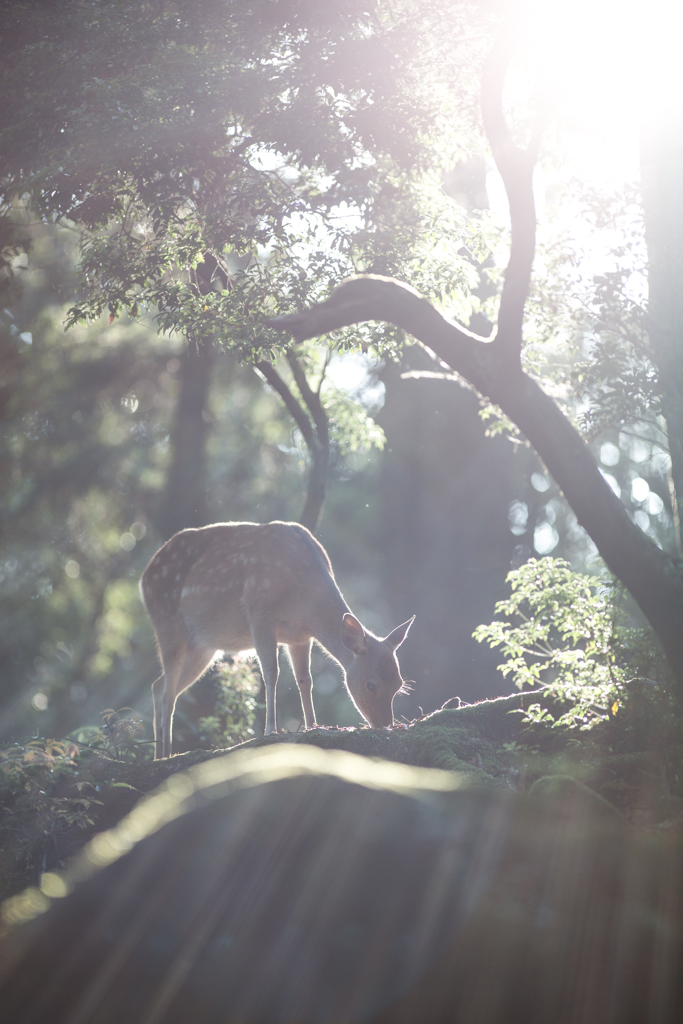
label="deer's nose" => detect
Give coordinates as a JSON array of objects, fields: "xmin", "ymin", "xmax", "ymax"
[{"xmin": 368, "ymin": 710, "xmax": 393, "ymax": 729}]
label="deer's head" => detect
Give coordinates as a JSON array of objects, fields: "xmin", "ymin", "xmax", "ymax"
[{"xmin": 341, "ymin": 613, "xmax": 414, "ymax": 729}]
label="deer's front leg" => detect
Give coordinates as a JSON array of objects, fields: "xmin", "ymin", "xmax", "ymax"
[
  {"xmin": 151, "ymin": 674, "xmax": 168, "ymax": 759},
  {"xmin": 251, "ymin": 624, "xmax": 279, "ymax": 735},
  {"xmin": 288, "ymin": 641, "xmax": 316, "ymax": 730}
]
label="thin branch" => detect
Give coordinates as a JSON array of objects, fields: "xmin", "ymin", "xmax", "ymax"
[
  {"xmin": 255, "ymin": 357, "xmax": 329, "ymax": 533},
  {"xmin": 286, "ymin": 350, "xmax": 330, "ymax": 534},
  {"xmin": 316, "ymin": 348, "xmax": 332, "ymax": 396},
  {"xmin": 480, "ymin": 22, "xmax": 518, "ymax": 166},
  {"xmin": 286, "ymin": 349, "xmax": 329, "ymax": 451},
  {"xmin": 255, "ymin": 360, "xmax": 316, "ymax": 451},
  {"xmin": 481, "ymin": 9, "xmax": 543, "ymax": 356},
  {"xmin": 400, "ymin": 370, "xmax": 462, "ymax": 383}
]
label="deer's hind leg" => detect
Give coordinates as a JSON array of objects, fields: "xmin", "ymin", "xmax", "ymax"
[
  {"xmin": 152, "ymin": 636, "xmax": 216, "ymax": 758},
  {"xmin": 249, "ymin": 619, "xmax": 280, "ymax": 736},
  {"xmin": 288, "ymin": 641, "xmax": 316, "ymax": 730}
]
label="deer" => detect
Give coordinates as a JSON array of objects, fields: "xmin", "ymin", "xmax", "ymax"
[{"xmin": 140, "ymin": 521, "xmax": 415, "ymax": 758}]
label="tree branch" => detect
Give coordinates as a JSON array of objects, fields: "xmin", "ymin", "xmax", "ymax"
[
  {"xmin": 255, "ymin": 357, "xmax": 329, "ymax": 533},
  {"xmin": 255, "ymin": 359, "xmax": 316, "ymax": 451},
  {"xmin": 481, "ymin": 13, "xmax": 538, "ymax": 356},
  {"xmin": 286, "ymin": 350, "xmax": 330, "ymax": 533},
  {"xmin": 286, "ymin": 349, "xmax": 329, "ymax": 453},
  {"xmin": 270, "ymin": 276, "xmax": 502, "ymax": 392}
]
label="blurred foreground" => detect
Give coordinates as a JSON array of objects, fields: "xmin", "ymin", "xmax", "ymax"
[{"xmin": 1, "ymin": 743, "xmax": 681, "ymax": 1024}]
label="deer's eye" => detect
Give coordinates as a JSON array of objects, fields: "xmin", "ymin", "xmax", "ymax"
[{"xmin": 366, "ymin": 680, "xmax": 377, "ymax": 694}]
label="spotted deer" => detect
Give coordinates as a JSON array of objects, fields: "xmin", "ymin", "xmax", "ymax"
[{"xmin": 140, "ymin": 521, "xmax": 414, "ymax": 758}]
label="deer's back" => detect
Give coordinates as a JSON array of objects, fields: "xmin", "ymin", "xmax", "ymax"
[{"xmin": 140, "ymin": 521, "xmax": 342, "ymax": 651}]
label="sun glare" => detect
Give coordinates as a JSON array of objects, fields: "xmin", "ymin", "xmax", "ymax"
[
  {"xmin": 477, "ymin": 1, "xmax": 683, "ymax": 286},
  {"xmin": 521, "ymin": 0, "xmax": 683, "ymax": 183}
]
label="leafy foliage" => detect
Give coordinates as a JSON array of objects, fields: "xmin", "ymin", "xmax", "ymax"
[
  {"xmin": 522, "ymin": 183, "xmax": 658, "ymax": 439},
  {"xmin": 71, "ymin": 709, "xmax": 152, "ymax": 762},
  {"xmin": 0, "ymin": 738, "xmax": 100, "ymax": 894},
  {"xmin": 197, "ymin": 658, "xmax": 260, "ymax": 749},
  {"xmin": 323, "ymin": 384, "xmax": 386, "ymax": 457},
  {"xmin": 474, "ymin": 558, "xmax": 627, "ymax": 729},
  {"xmin": 0, "ymin": 0, "xmax": 479, "ymax": 349}
]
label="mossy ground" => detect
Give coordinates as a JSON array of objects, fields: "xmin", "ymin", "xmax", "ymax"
[{"xmin": 2, "ymin": 691, "xmax": 682, "ymax": 901}]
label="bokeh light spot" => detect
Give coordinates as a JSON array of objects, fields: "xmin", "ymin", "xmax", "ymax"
[
  {"xmin": 534, "ymin": 522, "xmax": 559, "ymax": 554},
  {"xmin": 600, "ymin": 471, "xmax": 621, "ymax": 498},
  {"xmin": 631, "ymin": 477, "xmax": 650, "ymax": 503},
  {"xmin": 315, "ymin": 673, "xmax": 338, "ymax": 696},
  {"xmin": 645, "ymin": 492, "xmax": 664, "ymax": 516},
  {"xmin": 531, "ymin": 473, "xmax": 550, "ymax": 492},
  {"xmin": 634, "ymin": 509, "xmax": 650, "ymax": 531},
  {"xmin": 508, "ymin": 500, "xmax": 529, "ymax": 536},
  {"xmin": 600, "ymin": 442, "xmax": 620, "ymax": 466}
]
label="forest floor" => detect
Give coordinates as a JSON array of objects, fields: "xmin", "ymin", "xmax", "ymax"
[{"xmin": 2, "ymin": 690, "xmax": 682, "ymax": 902}]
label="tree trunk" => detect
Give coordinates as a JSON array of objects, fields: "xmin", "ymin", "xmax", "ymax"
[
  {"xmin": 156, "ymin": 340, "xmax": 214, "ymax": 540},
  {"xmin": 641, "ymin": 125, "xmax": 683, "ymax": 552},
  {"xmin": 377, "ymin": 350, "xmax": 516, "ymax": 709}
]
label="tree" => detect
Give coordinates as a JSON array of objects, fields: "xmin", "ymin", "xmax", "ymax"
[{"xmin": 269, "ymin": 10, "xmax": 683, "ymax": 686}]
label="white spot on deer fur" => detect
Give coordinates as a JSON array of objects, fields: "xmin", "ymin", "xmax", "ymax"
[
  {"xmin": 176, "ymin": 574, "xmax": 181, "ymax": 580},
  {"xmin": 162, "ymin": 567, "xmax": 168, "ymax": 577}
]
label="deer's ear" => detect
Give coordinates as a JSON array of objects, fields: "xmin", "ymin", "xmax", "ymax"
[
  {"xmin": 385, "ymin": 616, "xmax": 415, "ymax": 651},
  {"xmin": 341, "ymin": 613, "xmax": 367, "ymax": 655}
]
